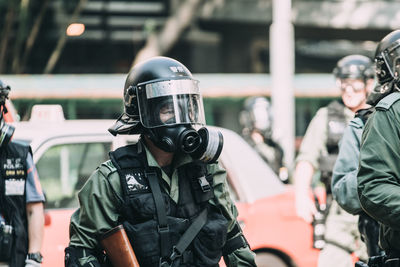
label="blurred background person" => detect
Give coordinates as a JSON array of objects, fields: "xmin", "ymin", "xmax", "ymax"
[
  {"xmin": 293, "ymin": 55, "xmax": 375, "ymax": 267},
  {"xmin": 0, "ymin": 80, "xmax": 45, "ymax": 267},
  {"xmin": 331, "ymin": 64, "xmax": 383, "ymax": 259},
  {"xmin": 239, "ymin": 96, "xmax": 288, "ymax": 183}
]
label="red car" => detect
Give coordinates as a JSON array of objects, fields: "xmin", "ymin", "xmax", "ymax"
[{"xmin": 12, "ymin": 119, "xmax": 320, "ymax": 267}]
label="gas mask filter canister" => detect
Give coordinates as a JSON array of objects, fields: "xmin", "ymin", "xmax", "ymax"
[{"xmin": 190, "ymin": 127, "xmax": 223, "ymax": 164}]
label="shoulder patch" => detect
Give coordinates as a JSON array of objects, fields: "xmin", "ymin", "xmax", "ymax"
[{"xmin": 376, "ymin": 92, "xmax": 400, "ymax": 110}]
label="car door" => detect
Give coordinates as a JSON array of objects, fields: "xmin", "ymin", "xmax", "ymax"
[{"xmin": 34, "ymin": 136, "xmax": 116, "ymax": 267}]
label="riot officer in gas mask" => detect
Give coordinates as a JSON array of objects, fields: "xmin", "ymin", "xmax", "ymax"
[
  {"xmin": 0, "ymin": 80, "xmax": 45, "ymax": 267},
  {"xmin": 358, "ymin": 29, "xmax": 400, "ymax": 267},
  {"xmin": 239, "ymin": 96, "xmax": 288, "ymax": 183},
  {"xmin": 65, "ymin": 57, "xmax": 256, "ymax": 267}
]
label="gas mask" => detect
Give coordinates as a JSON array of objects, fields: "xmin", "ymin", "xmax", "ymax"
[
  {"xmin": 138, "ymin": 79, "xmax": 223, "ymax": 163},
  {"xmin": 146, "ymin": 125, "xmax": 223, "ymax": 164}
]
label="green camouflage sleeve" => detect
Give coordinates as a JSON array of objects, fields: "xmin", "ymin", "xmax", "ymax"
[
  {"xmin": 210, "ymin": 163, "xmax": 257, "ymax": 267},
  {"xmin": 69, "ymin": 160, "xmax": 122, "ymax": 250}
]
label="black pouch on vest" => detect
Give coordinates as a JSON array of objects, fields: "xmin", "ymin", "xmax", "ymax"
[
  {"xmin": 181, "ymin": 162, "xmax": 214, "ymax": 204},
  {"xmin": 192, "ymin": 211, "xmax": 228, "ymax": 266},
  {"xmin": 0, "ymin": 224, "xmax": 13, "ymax": 261},
  {"xmin": 126, "ymin": 192, "xmax": 172, "ymax": 222},
  {"xmin": 123, "ymin": 216, "xmax": 189, "ymax": 267}
]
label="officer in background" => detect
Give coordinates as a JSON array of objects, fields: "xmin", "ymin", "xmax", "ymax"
[
  {"xmin": 0, "ymin": 80, "xmax": 45, "ymax": 267},
  {"xmin": 65, "ymin": 57, "xmax": 256, "ymax": 267},
  {"xmin": 294, "ymin": 55, "xmax": 374, "ymax": 266},
  {"xmin": 331, "ymin": 58, "xmax": 382, "ymax": 259},
  {"xmin": 358, "ymin": 30, "xmax": 400, "ymax": 266},
  {"xmin": 239, "ymin": 96, "xmax": 288, "ymax": 182}
]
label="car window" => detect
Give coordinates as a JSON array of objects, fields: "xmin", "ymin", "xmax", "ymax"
[{"xmin": 36, "ymin": 142, "xmax": 111, "ymax": 209}]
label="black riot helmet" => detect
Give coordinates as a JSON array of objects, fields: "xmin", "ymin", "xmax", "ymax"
[
  {"xmin": 0, "ymin": 80, "xmax": 14, "ymax": 148},
  {"xmin": 333, "ymin": 55, "xmax": 374, "ymax": 82},
  {"xmin": 375, "ymin": 30, "xmax": 400, "ymax": 84},
  {"xmin": 239, "ymin": 96, "xmax": 273, "ymax": 138},
  {"xmin": 109, "ymin": 57, "xmax": 223, "ymax": 163}
]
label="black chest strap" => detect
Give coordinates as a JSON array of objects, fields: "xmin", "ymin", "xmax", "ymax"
[{"xmin": 146, "ymin": 169, "xmax": 170, "ymax": 258}]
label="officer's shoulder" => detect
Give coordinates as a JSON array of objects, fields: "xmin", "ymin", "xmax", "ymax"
[
  {"xmin": 8, "ymin": 140, "xmax": 32, "ymax": 154},
  {"xmin": 206, "ymin": 161, "xmax": 225, "ymax": 173},
  {"xmin": 314, "ymin": 106, "xmax": 329, "ymax": 117},
  {"xmin": 349, "ymin": 117, "xmax": 364, "ymax": 129},
  {"xmin": 376, "ymin": 92, "xmax": 400, "ymax": 111},
  {"xmin": 98, "ymin": 160, "xmax": 118, "ymax": 177},
  {"xmin": 9, "ymin": 140, "xmax": 30, "ymax": 149}
]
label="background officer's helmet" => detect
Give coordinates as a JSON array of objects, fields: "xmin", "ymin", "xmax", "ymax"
[
  {"xmin": 333, "ymin": 54, "xmax": 375, "ymax": 83},
  {"xmin": 109, "ymin": 56, "xmax": 205, "ymax": 136},
  {"xmin": 0, "ymin": 80, "xmax": 14, "ymax": 148},
  {"xmin": 375, "ymin": 30, "xmax": 400, "ymax": 84},
  {"xmin": 240, "ymin": 96, "xmax": 273, "ymax": 139},
  {"xmin": 0, "ymin": 80, "xmax": 11, "ymax": 107}
]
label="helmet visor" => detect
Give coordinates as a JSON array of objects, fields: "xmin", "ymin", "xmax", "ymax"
[
  {"xmin": 382, "ymin": 40, "xmax": 400, "ymax": 78},
  {"xmin": 137, "ymin": 79, "xmax": 206, "ymax": 128}
]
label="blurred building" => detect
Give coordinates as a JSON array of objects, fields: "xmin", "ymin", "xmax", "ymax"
[{"xmin": 0, "ymin": 0, "xmax": 399, "ymax": 74}]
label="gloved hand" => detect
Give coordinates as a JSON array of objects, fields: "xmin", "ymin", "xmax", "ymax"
[{"xmin": 25, "ymin": 259, "xmax": 41, "ymax": 267}]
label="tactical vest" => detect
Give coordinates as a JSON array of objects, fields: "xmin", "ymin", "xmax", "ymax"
[
  {"xmin": 0, "ymin": 142, "xmax": 30, "ymax": 267},
  {"xmin": 109, "ymin": 143, "xmax": 232, "ymax": 267},
  {"xmin": 319, "ymin": 101, "xmax": 347, "ymax": 194}
]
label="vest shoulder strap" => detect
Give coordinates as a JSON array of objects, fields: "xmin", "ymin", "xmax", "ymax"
[
  {"xmin": 109, "ymin": 143, "xmax": 145, "ymax": 170},
  {"xmin": 376, "ymin": 92, "xmax": 400, "ymax": 111}
]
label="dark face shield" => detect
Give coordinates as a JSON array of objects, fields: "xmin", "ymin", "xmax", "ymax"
[
  {"xmin": 136, "ymin": 79, "xmax": 205, "ymax": 128},
  {"xmin": 381, "ymin": 40, "xmax": 400, "ymax": 79}
]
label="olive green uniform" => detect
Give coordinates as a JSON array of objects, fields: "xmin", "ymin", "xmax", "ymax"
[
  {"xmin": 296, "ymin": 105, "xmax": 367, "ymax": 266},
  {"xmin": 358, "ymin": 92, "xmax": 400, "ymax": 255},
  {"xmin": 68, "ymin": 140, "xmax": 256, "ymax": 266}
]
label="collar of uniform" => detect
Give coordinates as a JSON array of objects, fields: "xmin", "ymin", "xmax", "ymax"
[
  {"xmin": 139, "ymin": 138, "xmax": 193, "ymax": 200},
  {"xmin": 138, "ymin": 139, "xmax": 171, "ymax": 187}
]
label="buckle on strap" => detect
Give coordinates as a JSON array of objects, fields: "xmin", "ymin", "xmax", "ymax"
[
  {"xmin": 198, "ymin": 176, "xmax": 211, "ymax": 192},
  {"xmin": 170, "ymin": 246, "xmax": 182, "ymax": 262},
  {"xmin": 159, "ymin": 247, "xmax": 182, "ymax": 267},
  {"xmin": 158, "ymin": 225, "xmax": 170, "ymax": 233},
  {"xmin": 159, "ymin": 258, "xmax": 171, "ymax": 267}
]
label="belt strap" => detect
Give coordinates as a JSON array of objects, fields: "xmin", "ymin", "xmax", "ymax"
[{"xmin": 146, "ymin": 170, "xmax": 170, "ymax": 258}]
